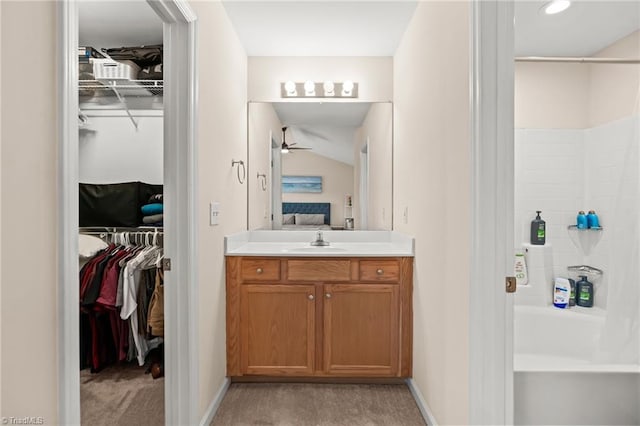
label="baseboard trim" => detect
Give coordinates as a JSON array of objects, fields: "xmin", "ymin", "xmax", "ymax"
[
  {"xmin": 406, "ymin": 378, "xmax": 438, "ymax": 426},
  {"xmin": 199, "ymin": 377, "xmax": 230, "ymax": 426}
]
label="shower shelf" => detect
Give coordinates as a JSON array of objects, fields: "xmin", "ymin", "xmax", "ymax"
[
  {"xmin": 567, "ymin": 225, "xmax": 604, "ymax": 256},
  {"xmin": 567, "ymin": 264, "xmax": 603, "ymax": 277}
]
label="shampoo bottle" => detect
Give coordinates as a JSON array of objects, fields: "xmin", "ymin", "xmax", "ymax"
[
  {"xmin": 569, "ymin": 278, "xmax": 576, "ymax": 307},
  {"xmin": 553, "ymin": 277, "xmax": 571, "ymax": 309},
  {"xmin": 587, "ymin": 210, "xmax": 600, "ymax": 229},
  {"xmin": 576, "ymin": 275, "xmax": 594, "ymax": 308},
  {"xmin": 577, "ymin": 211, "xmax": 588, "ymax": 229},
  {"xmin": 530, "ymin": 211, "xmax": 546, "ymax": 245},
  {"xmin": 514, "ymin": 252, "xmax": 528, "ymax": 286}
]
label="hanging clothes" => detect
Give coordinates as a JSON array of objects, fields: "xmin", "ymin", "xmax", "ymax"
[{"xmin": 79, "ymin": 231, "xmax": 164, "ymax": 372}]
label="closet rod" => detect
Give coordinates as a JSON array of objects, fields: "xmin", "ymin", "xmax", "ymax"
[
  {"xmin": 515, "ymin": 56, "xmax": 640, "ymax": 64},
  {"xmin": 80, "ymin": 113, "xmax": 163, "ymax": 118},
  {"xmin": 80, "ymin": 226, "xmax": 163, "ymax": 233}
]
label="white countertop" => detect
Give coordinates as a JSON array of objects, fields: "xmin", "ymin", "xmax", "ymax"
[{"xmin": 225, "ymin": 230, "xmax": 414, "ymax": 257}]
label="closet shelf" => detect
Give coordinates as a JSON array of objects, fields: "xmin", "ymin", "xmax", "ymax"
[
  {"xmin": 79, "ymin": 80, "xmax": 163, "ymax": 129},
  {"xmin": 80, "ymin": 79, "xmax": 163, "ymax": 96}
]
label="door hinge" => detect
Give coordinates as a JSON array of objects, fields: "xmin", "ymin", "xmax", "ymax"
[
  {"xmin": 162, "ymin": 258, "xmax": 172, "ymax": 272},
  {"xmin": 506, "ymin": 276, "xmax": 516, "ymax": 293}
]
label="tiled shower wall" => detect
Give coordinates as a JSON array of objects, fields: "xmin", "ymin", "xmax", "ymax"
[{"xmin": 515, "ymin": 115, "xmax": 639, "ymax": 309}]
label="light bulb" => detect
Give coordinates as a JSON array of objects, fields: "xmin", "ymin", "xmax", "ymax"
[
  {"xmin": 284, "ymin": 80, "xmax": 296, "ymax": 96},
  {"xmin": 323, "ymin": 81, "xmax": 335, "ymax": 96},
  {"xmin": 543, "ymin": 0, "xmax": 571, "ymax": 15},
  {"xmin": 342, "ymin": 80, "xmax": 354, "ymax": 96},
  {"xmin": 281, "ymin": 148, "xmax": 289, "ymax": 154},
  {"xmin": 304, "ymin": 80, "xmax": 315, "ymax": 96}
]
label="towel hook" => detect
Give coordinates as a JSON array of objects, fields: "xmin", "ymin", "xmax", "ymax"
[
  {"xmin": 257, "ymin": 172, "xmax": 267, "ymax": 191},
  {"xmin": 231, "ymin": 159, "xmax": 246, "ymax": 184}
]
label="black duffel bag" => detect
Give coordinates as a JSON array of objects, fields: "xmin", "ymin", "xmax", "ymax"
[
  {"xmin": 105, "ymin": 45, "xmax": 163, "ymax": 68},
  {"xmin": 79, "ymin": 181, "xmax": 163, "ymax": 227}
]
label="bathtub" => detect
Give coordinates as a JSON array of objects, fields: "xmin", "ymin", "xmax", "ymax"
[{"xmin": 514, "ymin": 305, "xmax": 640, "ymax": 425}]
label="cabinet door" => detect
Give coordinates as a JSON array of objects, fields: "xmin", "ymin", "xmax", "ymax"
[
  {"xmin": 241, "ymin": 284, "xmax": 315, "ymax": 375},
  {"xmin": 323, "ymin": 284, "xmax": 399, "ymax": 376}
]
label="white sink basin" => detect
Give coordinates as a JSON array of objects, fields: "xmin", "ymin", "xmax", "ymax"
[{"xmin": 284, "ymin": 246, "xmax": 348, "ymax": 253}]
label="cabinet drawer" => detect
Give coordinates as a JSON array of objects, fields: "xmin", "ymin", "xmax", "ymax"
[
  {"xmin": 287, "ymin": 259, "xmax": 351, "ymax": 282},
  {"xmin": 359, "ymin": 260, "xmax": 400, "ymax": 282},
  {"xmin": 241, "ymin": 259, "xmax": 281, "ymax": 281}
]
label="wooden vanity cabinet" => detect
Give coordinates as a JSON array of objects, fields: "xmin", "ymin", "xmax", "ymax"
[{"xmin": 226, "ymin": 256, "xmax": 413, "ymax": 378}]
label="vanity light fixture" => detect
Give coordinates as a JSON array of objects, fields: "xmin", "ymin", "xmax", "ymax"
[
  {"xmin": 280, "ymin": 81, "xmax": 358, "ymax": 98},
  {"xmin": 541, "ymin": 0, "xmax": 571, "ymax": 15}
]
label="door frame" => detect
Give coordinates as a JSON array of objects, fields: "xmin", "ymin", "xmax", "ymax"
[
  {"xmin": 57, "ymin": 1, "xmax": 199, "ymax": 424},
  {"xmin": 359, "ymin": 139, "xmax": 370, "ymax": 230},
  {"xmin": 468, "ymin": 1, "xmax": 515, "ymax": 425}
]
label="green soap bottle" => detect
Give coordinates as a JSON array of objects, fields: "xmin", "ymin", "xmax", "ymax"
[
  {"xmin": 576, "ymin": 275, "xmax": 594, "ymax": 308},
  {"xmin": 530, "ymin": 211, "xmax": 546, "ymax": 245}
]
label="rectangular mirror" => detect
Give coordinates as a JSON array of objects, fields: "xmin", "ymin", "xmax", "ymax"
[{"xmin": 248, "ymin": 101, "xmax": 393, "ymax": 230}]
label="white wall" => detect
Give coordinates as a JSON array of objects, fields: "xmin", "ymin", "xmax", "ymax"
[
  {"xmin": 79, "ymin": 112, "xmax": 163, "ymax": 184},
  {"xmin": 514, "ymin": 129, "xmax": 585, "ymax": 277},
  {"xmin": 589, "ymin": 30, "xmax": 640, "ymax": 127},
  {"xmin": 515, "ymin": 62, "xmax": 590, "ymax": 129},
  {"xmin": 393, "ymin": 2, "xmax": 470, "ymax": 424},
  {"xmin": 248, "ymin": 103, "xmax": 281, "ymax": 229},
  {"xmin": 0, "ymin": 1, "xmax": 4, "ymax": 417},
  {"xmin": 190, "ymin": 1, "xmax": 248, "ymax": 419},
  {"xmin": 281, "ymin": 151, "xmax": 353, "ymax": 227},
  {"xmin": 516, "ymin": 30, "xmax": 640, "ymax": 130},
  {"xmin": 585, "ymin": 116, "xmax": 639, "ymax": 313},
  {"xmin": 1, "ymin": 1, "xmax": 58, "ymax": 422},
  {"xmin": 248, "ymin": 56, "xmax": 392, "ymax": 102},
  {"xmin": 353, "ymin": 102, "xmax": 393, "ymax": 230}
]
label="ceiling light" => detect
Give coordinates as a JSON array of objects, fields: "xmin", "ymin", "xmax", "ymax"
[
  {"xmin": 342, "ymin": 80, "xmax": 354, "ymax": 96},
  {"xmin": 304, "ymin": 80, "xmax": 315, "ymax": 96},
  {"xmin": 542, "ymin": 0, "xmax": 571, "ymax": 15},
  {"xmin": 323, "ymin": 81, "xmax": 335, "ymax": 96},
  {"xmin": 284, "ymin": 80, "xmax": 297, "ymax": 96}
]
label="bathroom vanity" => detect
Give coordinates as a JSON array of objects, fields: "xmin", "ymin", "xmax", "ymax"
[{"xmin": 225, "ymin": 231, "xmax": 414, "ymax": 379}]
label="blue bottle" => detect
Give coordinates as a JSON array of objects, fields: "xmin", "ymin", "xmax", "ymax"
[
  {"xmin": 577, "ymin": 211, "xmax": 588, "ymax": 229},
  {"xmin": 587, "ymin": 210, "xmax": 600, "ymax": 229}
]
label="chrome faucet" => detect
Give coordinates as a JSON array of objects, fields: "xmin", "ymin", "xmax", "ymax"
[{"xmin": 310, "ymin": 231, "xmax": 330, "ymax": 246}]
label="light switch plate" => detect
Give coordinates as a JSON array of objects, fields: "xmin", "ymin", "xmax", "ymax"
[{"xmin": 210, "ymin": 202, "xmax": 220, "ymax": 226}]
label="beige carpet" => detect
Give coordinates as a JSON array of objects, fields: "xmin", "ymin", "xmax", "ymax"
[
  {"xmin": 80, "ymin": 363, "xmax": 164, "ymax": 426},
  {"xmin": 211, "ymin": 383, "xmax": 426, "ymax": 426}
]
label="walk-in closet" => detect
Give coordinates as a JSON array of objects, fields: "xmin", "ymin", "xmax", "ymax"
[{"xmin": 77, "ymin": 2, "xmax": 165, "ymax": 424}]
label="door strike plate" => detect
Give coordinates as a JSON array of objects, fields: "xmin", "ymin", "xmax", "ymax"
[
  {"xmin": 506, "ymin": 276, "xmax": 516, "ymax": 293},
  {"xmin": 162, "ymin": 258, "xmax": 172, "ymax": 272}
]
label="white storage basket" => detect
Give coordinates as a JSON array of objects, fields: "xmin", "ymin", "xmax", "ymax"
[{"xmin": 91, "ymin": 57, "xmax": 140, "ymax": 81}]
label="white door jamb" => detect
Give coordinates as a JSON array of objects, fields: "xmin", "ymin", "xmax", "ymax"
[
  {"xmin": 469, "ymin": 1, "xmax": 515, "ymax": 424},
  {"xmin": 58, "ymin": 1, "xmax": 199, "ymax": 424}
]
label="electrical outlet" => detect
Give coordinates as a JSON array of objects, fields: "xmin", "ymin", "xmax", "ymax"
[
  {"xmin": 210, "ymin": 202, "xmax": 220, "ymax": 226},
  {"xmin": 403, "ymin": 206, "xmax": 409, "ymax": 224}
]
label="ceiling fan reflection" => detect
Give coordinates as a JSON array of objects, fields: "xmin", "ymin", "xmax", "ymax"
[{"xmin": 281, "ymin": 126, "xmax": 312, "ymax": 153}]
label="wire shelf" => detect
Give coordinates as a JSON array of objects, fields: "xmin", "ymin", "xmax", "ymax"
[{"xmin": 79, "ymin": 79, "xmax": 163, "ymax": 96}]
